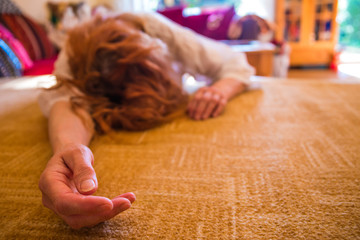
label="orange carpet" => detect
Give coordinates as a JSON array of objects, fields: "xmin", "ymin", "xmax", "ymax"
[{"xmin": 0, "ymin": 79, "xmax": 359, "ymax": 239}]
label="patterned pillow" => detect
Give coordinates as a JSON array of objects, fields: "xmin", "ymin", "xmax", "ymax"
[
  {"xmin": 158, "ymin": 6, "xmax": 185, "ymax": 26},
  {"xmin": 0, "ymin": 39, "xmax": 22, "ymax": 77},
  {"xmin": 202, "ymin": 6, "xmax": 236, "ymax": 40},
  {"xmin": 0, "ymin": 14, "xmax": 56, "ymax": 61},
  {"xmin": 0, "ymin": 0, "xmax": 22, "ymax": 15},
  {"xmin": 0, "ymin": 24, "xmax": 33, "ymax": 70}
]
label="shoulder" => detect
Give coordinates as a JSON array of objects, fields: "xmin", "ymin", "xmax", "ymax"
[
  {"xmin": 134, "ymin": 11, "xmax": 172, "ymax": 25},
  {"xmin": 53, "ymin": 47, "xmax": 73, "ymax": 80},
  {"xmin": 134, "ymin": 12, "xmax": 185, "ymax": 37}
]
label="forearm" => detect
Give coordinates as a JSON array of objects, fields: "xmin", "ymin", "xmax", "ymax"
[
  {"xmin": 48, "ymin": 101, "xmax": 95, "ymax": 153},
  {"xmin": 211, "ymin": 78, "xmax": 247, "ymax": 101},
  {"xmin": 41, "ymin": 101, "xmax": 135, "ymax": 230}
]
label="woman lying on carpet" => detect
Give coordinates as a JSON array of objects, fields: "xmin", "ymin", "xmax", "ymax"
[{"xmin": 38, "ymin": 12, "xmax": 254, "ymax": 229}]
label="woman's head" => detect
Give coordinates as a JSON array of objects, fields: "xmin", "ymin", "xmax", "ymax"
[{"xmin": 58, "ymin": 14, "xmax": 188, "ymax": 133}]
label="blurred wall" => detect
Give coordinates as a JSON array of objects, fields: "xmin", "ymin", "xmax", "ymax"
[
  {"xmin": 12, "ymin": 0, "xmax": 276, "ymax": 24},
  {"xmin": 237, "ymin": 0, "xmax": 275, "ymax": 21},
  {"xmin": 12, "ymin": 0, "xmax": 101, "ymax": 23}
]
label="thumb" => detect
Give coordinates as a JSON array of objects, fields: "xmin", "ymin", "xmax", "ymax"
[{"xmin": 62, "ymin": 145, "xmax": 98, "ymax": 194}]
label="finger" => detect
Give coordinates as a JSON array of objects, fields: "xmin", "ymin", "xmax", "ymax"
[
  {"xmin": 42, "ymin": 192, "xmax": 112, "ymax": 216},
  {"xmin": 187, "ymin": 92, "xmax": 202, "ymax": 118},
  {"xmin": 62, "ymin": 145, "xmax": 98, "ymax": 194},
  {"xmin": 113, "ymin": 192, "xmax": 136, "ymax": 204},
  {"xmin": 212, "ymin": 97, "xmax": 227, "ymax": 117},
  {"xmin": 187, "ymin": 98, "xmax": 197, "ymax": 118},
  {"xmin": 62, "ymin": 198, "xmax": 131, "ymax": 229},
  {"xmin": 42, "ymin": 183, "xmax": 114, "ymax": 216},
  {"xmin": 41, "ymin": 169, "xmax": 113, "ymax": 216},
  {"xmin": 42, "ymin": 194, "xmax": 55, "ymax": 212},
  {"xmin": 54, "ymin": 194, "xmax": 115, "ymax": 216},
  {"xmin": 194, "ymin": 90, "xmax": 212, "ymax": 120},
  {"xmin": 201, "ymin": 93, "xmax": 220, "ymax": 120},
  {"xmin": 111, "ymin": 197, "xmax": 132, "ymax": 215},
  {"xmin": 187, "ymin": 88, "xmax": 206, "ymax": 118}
]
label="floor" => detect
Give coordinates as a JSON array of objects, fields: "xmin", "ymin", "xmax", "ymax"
[
  {"xmin": 2, "ymin": 77, "xmax": 360, "ymax": 239},
  {"xmin": 288, "ymin": 67, "xmax": 360, "ymax": 82},
  {"xmin": 0, "ymin": 75, "xmax": 55, "ymax": 115},
  {"xmin": 287, "ymin": 50, "xmax": 360, "ymax": 82}
]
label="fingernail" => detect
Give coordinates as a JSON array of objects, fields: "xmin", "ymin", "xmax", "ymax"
[
  {"xmin": 80, "ymin": 179, "xmax": 95, "ymax": 192},
  {"xmin": 121, "ymin": 200, "xmax": 132, "ymax": 209}
]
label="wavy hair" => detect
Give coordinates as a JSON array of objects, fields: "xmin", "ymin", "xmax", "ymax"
[{"xmin": 56, "ymin": 14, "xmax": 188, "ymax": 133}]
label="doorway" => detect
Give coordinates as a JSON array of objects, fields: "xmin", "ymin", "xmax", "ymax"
[{"xmin": 337, "ymin": 0, "xmax": 360, "ymax": 78}]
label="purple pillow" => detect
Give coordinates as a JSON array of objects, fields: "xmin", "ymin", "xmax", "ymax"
[
  {"xmin": 183, "ymin": 13, "xmax": 209, "ymax": 34},
  {"xmin": 202, "ymin": 6, "xmax": 236, "ymax": 40},
  {"xmin": 158, "ymin": 6, "xmax": 185, "ymax": 26}
]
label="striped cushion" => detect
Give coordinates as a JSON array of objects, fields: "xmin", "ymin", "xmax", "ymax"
[
  {"xmin": 0, "ymin": 0, "xmax": 22, "ymax": 15},
  {"xmin": 0, "ymin": 24, "xmax": 33, "ymax": 70},
  {"xmin": 0, "ymin": 39, "xmax": 21, "ymax": 69},
  {"xmin": 0, "ymin": 40, "xmax": 21, "ymax": 77},
  {"xmin": 0, "ymin": 23, "xmax": 13, "ymax": 38},
  {"xmin": 0, "ymin": 14, "xmax": 56, "ymax": 61}
]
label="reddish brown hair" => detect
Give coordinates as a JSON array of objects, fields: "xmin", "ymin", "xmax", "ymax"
[{"xmin": 56, "ymin": 14, "xmax": 188, "ymax": 133}]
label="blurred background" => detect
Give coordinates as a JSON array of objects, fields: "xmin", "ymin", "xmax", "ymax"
[{"xmin": 2, "ymin": 0, "xmax": 359, "ymax": 79}]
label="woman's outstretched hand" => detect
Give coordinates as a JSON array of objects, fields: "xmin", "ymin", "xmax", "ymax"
[{"xmin": 39, "ymin": 143, "xmax": 135, "ymax": 229}]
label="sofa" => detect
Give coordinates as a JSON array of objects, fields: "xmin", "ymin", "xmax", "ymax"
[
  {"xmin": 0, "ymin": 1, "xmax": 280, "ymax": 78},
  {"xmin": 158, "ymin": 5, "xmax": 236, "ymax": 41},
  {"xmin": 0, "ymin": 0, "xmax": 57, "ymax": 78},
  {"xmin": 158, "ymin": 5, "xmax": 282, "ymax": 77}
]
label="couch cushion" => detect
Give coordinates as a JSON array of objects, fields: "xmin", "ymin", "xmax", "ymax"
[
  {"xmin": 0, "ymin": 39, "xmax": 21, "ymax": 77},
  {"xmin": 0, "ymin": 0, "xmax": 22, "ymax": 15},
  {"xmin": 202, "ymin": 6, "xmax": 236, "ymax": 40},
  {"xmin": 157, "ymin": 6, "xmax": 185, "ymax": 26},
  {"xmin": 0, "ymin": 14, "xmax": 56, "ymax": 61},
  {"xmin": 180, "ymin": 6, "xmax": 236, "ymax": 40},
  {"xmin": 0, "ymin": 24, "xmax": 33, "ymax": 70},
  {"xmin": 23, "ymin": 56, "xmax": 57, "ymax": 76},
  {"xmin": 183, "ymin": 13, "xmax": 209, "ymax": 34},
  {"xmin": 0, "ymin": 39, "xmax": 21, "ymax": 69}
]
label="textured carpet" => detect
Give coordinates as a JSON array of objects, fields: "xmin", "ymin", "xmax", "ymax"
[{"xmin": 0, "ymin": 79, "xmax": 359, "ymax": 239}]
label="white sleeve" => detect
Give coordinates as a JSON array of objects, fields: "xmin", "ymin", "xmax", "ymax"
[
  {"xmin": 38, "ymin": 85, "xmax": 76, "ymax": 118},
  {"xmin": 141, "ymin": 13, "xmax": 255, "ymax": 84},
  {"xmin": 38, "ymin": 48, "xmax": 79, "ymax": 118}
]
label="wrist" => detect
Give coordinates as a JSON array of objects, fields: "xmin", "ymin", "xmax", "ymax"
[
  {"xmin": 212, "ymin": 78, "xmax": 247, "ymax": 100},
  {"xmin": 53, "ymin": 141, "xmax": 87, "ymax": 155}
]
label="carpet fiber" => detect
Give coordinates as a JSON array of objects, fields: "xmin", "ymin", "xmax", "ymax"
[{"xmin": 0, "ymin": 79, "xmax": 359, "ymax": 239}]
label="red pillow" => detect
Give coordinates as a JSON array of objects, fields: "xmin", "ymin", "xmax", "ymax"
[
  {"xmin": 0, "ymin": 14, "xmax": 56, "ymax": 61},
  {"xmin": 23, "ymin": 56, "xmax": 57, "ymax": 76}
]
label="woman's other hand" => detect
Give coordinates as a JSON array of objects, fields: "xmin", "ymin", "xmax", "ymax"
[
  {"xmin": 187, "ymin": 86, "xmax": 227, "ymax": 120},
  {"xmin": 38, "ymin": 143, "xmax": 135, "ymax": 229},
  {"xmin": 187, "ymin": 78, "xmax": 247, "ymax": 120}
]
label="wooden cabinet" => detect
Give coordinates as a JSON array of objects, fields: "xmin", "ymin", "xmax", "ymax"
[
  {"xmin": 230, "ymin": 42, "xmax": 276, "ymax": 77},
  {"xmin": 275, "ymin": 0, "xmax": 338, "ymax": 66}
]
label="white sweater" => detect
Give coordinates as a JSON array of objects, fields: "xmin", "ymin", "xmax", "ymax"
[{"xmin": 38, "ymin": 12, "xmax": 254, "ymax": 117}]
